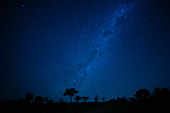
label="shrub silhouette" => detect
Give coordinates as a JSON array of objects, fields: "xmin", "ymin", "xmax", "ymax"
[
  {"xmin": 17, "ymin": 98, "xmax": 24, "ymax": 103},
  {"xmin": 102, "ymin": 97, "xmax": 105, "ymax": 102},
  {"xmin": 95, "ymin": 95, "xmax": 98, "ymax": 103},
  {"xmin": 135, "ymin": 88, "xmax": 150, "ymax": 101},
  {"xmin": 63, "ymin": 88, "xmax": 79, "ymax": 103},
  {"xmin": 34, "ymin": 96, "xmax": 44, "ymax": 103},
  {"xmin": 116, "ymin": 97, "xmax": 121, "ymax": 102},
  {"xmin": 75, "ymin": 96, "xmax": 81, "ymax": 103},
  {"xmin": 47, "ymin": 99, "xmax": 53, "ymax": 104},
  {"xmin": 108, "ymin": 98, "xmax": 116, "ymax": 103},
  {"xmin": 128, "ymin": 97, "xmax": 136, "ymax": 102},
  {"xmin": 120, "ymin": 97, "xmax": 128, "ymax": 103},
  {"xmin": 82, "ymin": 96, "xmax": 89, "ymax": 103},
  {"xmin": 44, "ymin": 97, "xmax": 48, "ymax": 103},
  {"xmin": 25, "ymin": 92, "xmax": 34, "ymax": 103}
]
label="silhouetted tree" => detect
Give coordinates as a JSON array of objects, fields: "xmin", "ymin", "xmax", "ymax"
[
  {"xmin": 34, "ymin": 96, "xmax": 44, "ymax": 104},
  {"xmin": 95, "ymin": 95, "xmax": 98, "ymax": 103},
  {"xmin": 82, "ymin": 96, "xmax": 89, "ymax": 103},
  {"xmin": 25, "ymin": 92, "xmax": 34, "ymax": 103},
  {"xmin": 152, "ymin": 88, "xmax": 170, "ymax": 103},
  {"xmin": 153, "ymin": 87, "xmax": 161, "ymax": 96},
  {"xmin": 135, "ymin": 88, "xmax": 150, "ymax": 101},
  {"xmin": 153, "ymin": 88, "xmax": 169, "ymax": 97},
  {"xmin": 75, "ymin": 96, "xmax": 81, "ymax": 103},
  {"xmin": 102, "ymin": 97, "xmax": 105, "ymax": 102},
  {"xmin": 63, "ymin": 88, "xmax": 79, "ymax": 103}
]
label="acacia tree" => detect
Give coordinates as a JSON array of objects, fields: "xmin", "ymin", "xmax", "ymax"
[{"xmin": 63, "ymin": 88, "xmax": 79, "ymax": 103}]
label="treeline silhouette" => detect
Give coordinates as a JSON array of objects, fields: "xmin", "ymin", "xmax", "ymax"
[
  {"xmin": 1, "ymin": 87, "xmax": 170, "ymax": 113},
  {"xmin": 11, "ymin": 87, "xmax": 170, "ymax": 104}
]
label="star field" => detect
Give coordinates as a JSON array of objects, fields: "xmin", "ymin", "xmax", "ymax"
[{"xmin": 0, "ymin": 0, "xmax": 170, "ymax": 101}]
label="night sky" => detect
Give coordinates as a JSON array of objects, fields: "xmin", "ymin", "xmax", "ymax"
[{"xmin": 0, "ymin": 0, "xmax": 170, "ymax": 102}]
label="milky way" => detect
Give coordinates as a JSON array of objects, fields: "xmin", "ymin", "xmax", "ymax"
[
  {"xmin": 0, "ymin": 0, "xmax": 169, "ymax": 101},
  {"xmin": 63, "ymin": 1, "xmax": 134, "ymax": 87}
]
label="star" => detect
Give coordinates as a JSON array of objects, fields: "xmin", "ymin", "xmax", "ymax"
[{"xmin": 21, "ymin": 4, "xmax": 25, "ymax": 7}]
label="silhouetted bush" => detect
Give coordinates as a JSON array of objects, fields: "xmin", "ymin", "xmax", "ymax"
[
  {"xmin": 128, "ymin": 97, "xmax": 136, "ymax": 102},
  {"xmin": 82, "ymin": 96, "xmax": 89, "ymax": 103},
  {"xmin": 120, "ymin": 97, "xmax": 128, "ymax": 103},
  {"xmin": 94, "ymin": 95, "xmax": 98, "ymax": 103},
  {"xmin": 34, "ymin": 96, "xmax": 44, "ymax": 104},
  {"xmin": 107, "ymin": 98, "xmax": 117, "ymax": 103},
  {"xmin": 25, "ymin": 92, "xmax": 34, "ymax": 103},
  {"xmin": 47, "ymin": 99, "xmax": 53, "ymax": 104},
  {"xmin": 102, "ymin": 97, "xmax": 105, "ymax": 102},
  {"xmin": 44, "ymin": 97, "xmax": 48, "ymax": 103},
  {"xmin": 17, "ymin": 98, "xmax": 24, "ymax": 103}
]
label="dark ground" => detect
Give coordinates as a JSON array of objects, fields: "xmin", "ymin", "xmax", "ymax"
[{"xmin": 1, "ymin": 102, "xmax": 169, "ymax": 113}]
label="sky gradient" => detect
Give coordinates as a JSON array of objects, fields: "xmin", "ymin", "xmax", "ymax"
[{"xmin": 0, "ymin": 0, "xmax": 170, "ymax": 102}]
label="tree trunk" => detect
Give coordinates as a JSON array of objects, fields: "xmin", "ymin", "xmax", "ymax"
[{"xmin": 70, "ymin": 96, "xmax": 72, "ymax": 103}]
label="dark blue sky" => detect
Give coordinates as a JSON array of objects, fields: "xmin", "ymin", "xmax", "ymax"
[{"xmin": 0, "ymin": 0, "xmax": 170, "ymax": 102}]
